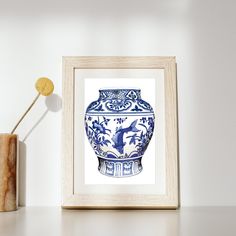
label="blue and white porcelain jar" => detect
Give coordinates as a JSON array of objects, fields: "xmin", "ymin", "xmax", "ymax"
[{"xmin": 85, "ymin": 88, "xmax": 155, "ymax": 178}]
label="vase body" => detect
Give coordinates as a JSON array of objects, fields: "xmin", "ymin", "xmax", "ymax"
[
  {"xmin": 0, "ymin": 134, "xmax": 18, "ymax": 212},
  {"xmin": 85, "ymin": 88, "xmax": 155, "ymax": 178}
]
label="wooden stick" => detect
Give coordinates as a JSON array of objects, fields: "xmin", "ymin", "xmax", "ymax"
[{"xmin": 11, "ymin": 93, "xmax": 41, "ymax": 134}]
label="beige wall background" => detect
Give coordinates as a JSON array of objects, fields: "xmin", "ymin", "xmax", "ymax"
[{"xmin": 0, "ymin": 0, "xmax": 235, "ymax": 206}]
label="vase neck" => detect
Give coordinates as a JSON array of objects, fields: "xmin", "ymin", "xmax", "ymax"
[{"xmin": 99, "ymin": 88, "xmax": 141, "ymax": 100}]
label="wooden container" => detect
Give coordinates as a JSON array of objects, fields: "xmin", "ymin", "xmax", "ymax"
[{"xmin": 0, "ymin": 134, "xmax": 18, "ymax": 212}]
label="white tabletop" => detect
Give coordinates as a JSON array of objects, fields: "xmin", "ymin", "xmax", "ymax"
[{"xmin": 0, "ymin": 207, "xmax": 235, "ymax": 236}]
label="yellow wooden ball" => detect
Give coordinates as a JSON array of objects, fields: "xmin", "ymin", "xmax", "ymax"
[{"xmin": 35, "ymin": 77, "xmax": 54, "ymax": 96}]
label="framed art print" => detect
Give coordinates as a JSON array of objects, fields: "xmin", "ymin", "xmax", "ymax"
[{"xmin": 62, "ymin": 56, "xmax": 179, "ymax": 209}]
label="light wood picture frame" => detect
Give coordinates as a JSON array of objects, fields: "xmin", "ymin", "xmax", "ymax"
[{"xmin": 62, "ymin": 56, "xmax": 179, "ymax": 209}]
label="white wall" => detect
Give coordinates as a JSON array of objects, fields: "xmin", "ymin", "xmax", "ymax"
[{"xmin": 0, "ymin": 0, "xmax": 236, "ymax": 206}]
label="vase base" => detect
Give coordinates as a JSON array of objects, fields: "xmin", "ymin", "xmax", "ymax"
[{"xmin": 97, "ymin": 156, "xmax": 143, "ymax": 178}]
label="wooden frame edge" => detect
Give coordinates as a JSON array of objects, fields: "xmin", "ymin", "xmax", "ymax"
[{"xmin": 62, "ymin": 56, "xmax": 179, "ymax": 209}]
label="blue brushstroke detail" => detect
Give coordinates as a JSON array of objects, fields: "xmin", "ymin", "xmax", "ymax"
[
  {"xmin": 112, "ymin": 120, "xmax": 139, "ymax": 154},
  {"xmin": 131, "ymin": 105, "xmax": 143, "ymax": 112}
]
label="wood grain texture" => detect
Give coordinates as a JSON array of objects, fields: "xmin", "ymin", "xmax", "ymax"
[
  {"xmin": 62, "ymin": 56, "xmax": 178, "ymax": 209},
  {"xmin": 0, "ymin": 134, "xmax": 18, "ymax": 211}
]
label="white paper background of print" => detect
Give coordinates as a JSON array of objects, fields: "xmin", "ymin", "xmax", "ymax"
[{"xmin": 74, "ymin": 69, "xmax": 166, "ymax": 195}]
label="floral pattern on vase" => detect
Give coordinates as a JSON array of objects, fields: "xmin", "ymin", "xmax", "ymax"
[{"xmin": 85, "ymin": 88, "xmax": 155, "ymax": 177}]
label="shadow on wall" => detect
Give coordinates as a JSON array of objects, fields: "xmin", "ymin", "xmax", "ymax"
[
  {"xmin": 19, "ymin": 93, "xmax": 62, "ymax": 206},
  {"xmin": 179, "ymin": 0, "xmax": 236, "ymax": 205},
  {"xmin": 0, "ymin": 0, "xmax": 183, "ymax": 18},
  {"xmin": 19, "ymin": 141, "xmax": 26, "ymax": 206}
]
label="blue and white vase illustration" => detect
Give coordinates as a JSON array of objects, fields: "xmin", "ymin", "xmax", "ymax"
[{"xmin": 84, "ymin": 88, "xmax": 155, "ymax": 178}]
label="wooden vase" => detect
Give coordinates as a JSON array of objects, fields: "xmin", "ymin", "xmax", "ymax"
[{"xmin": 0, "ymin": 134, "xmax": 18, "ymax": 212}]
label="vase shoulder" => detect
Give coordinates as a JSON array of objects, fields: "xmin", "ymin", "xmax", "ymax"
[{"xmin": 86, "ymin": 88, "xmax": 154, "ymax": 114}]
